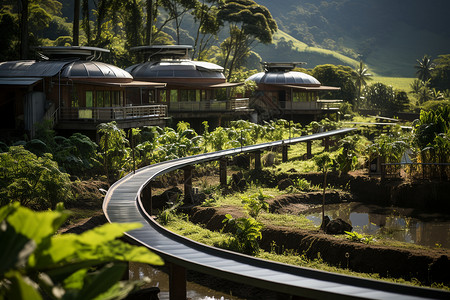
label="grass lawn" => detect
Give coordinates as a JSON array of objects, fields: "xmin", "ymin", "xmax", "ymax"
[{"xmin": 370, "ymin": 76, "xmax": 415, "ymax": 92}]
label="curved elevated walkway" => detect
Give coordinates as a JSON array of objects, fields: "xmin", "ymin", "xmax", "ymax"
[{"xmin": 103, "ymin": 129, "xmax": 449, "ymax": 300}]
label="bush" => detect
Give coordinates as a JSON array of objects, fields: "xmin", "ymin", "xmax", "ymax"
[
  {"xmin": 221, "ymin": 214, "xmax": 263, "ymax": 255},
  {"xmin": 0, "ymin": 146, "xmax": 73, "ymax": 210}
]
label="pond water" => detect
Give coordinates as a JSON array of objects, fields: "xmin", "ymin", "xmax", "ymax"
[
  {"xmin": 129, "ymin": 262, "xmax": 246, "ymax": 300},
  {"xmin": 304, "ymin": 202, "xmax": 450, "ymax": 248}
]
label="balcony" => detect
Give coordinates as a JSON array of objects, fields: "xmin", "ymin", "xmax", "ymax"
[
  {"xmin": 56, "ymin": 105, "xmax": 168, "ymax": 130},
  {"xmin": 279, "ymin": 100, "xmax": 342, "ymax": 111},
  {"xmin": 169, "ymin": 98, "xmax": 250, "ymax": 112}
]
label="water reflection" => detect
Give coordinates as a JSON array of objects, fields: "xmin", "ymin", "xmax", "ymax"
[
  {"xmin": 129, "ymin": 262, "xmax": 245, "ymax": 300},
  {"xmin": 304, "ymin": 202, "xmax": 450, "ymax": 248}
]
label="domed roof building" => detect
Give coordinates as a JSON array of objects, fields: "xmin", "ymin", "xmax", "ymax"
[
  {"xmin": 246, "ymin": 62, "xmax": 342, "ymax": 122},
  {"xmin": 0, "ymin": 46, "xmax": 167, "ymax": 136},
  {"xmin": 126, "ymin": 45, "xmax": 252, "ymax": 127}
]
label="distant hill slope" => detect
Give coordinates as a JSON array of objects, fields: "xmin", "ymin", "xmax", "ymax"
[
  {"xmin": 254, "ymin": 30, "xmax": 360, "ymax": 70},
  {"xmin": 255, "ymin": 0, "xmax": 450, "ymax": 77}
]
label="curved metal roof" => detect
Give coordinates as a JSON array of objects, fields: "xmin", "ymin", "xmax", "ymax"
[
  {"xmin": 126, "ymin": 60, "xmax": 225, "ymax": 80},
  {"xmin": 247, "ymin": 71, "xmax": 321, "ymax": 85},
  {"xmin": 0, "ymin": 60, "xmax": 132, "ymax": 80},
  {"xmin": 61, "ymin": 61, "xmax": 132, "ymax": 80},
  {"xmin": 0, "ymin": 60, "xmax": 73, "ymax": 78}
]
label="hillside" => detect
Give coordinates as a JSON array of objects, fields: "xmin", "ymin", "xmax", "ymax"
[{"xmin": 255, "ymin": 0, "xmax": 450, "ymax": 77}]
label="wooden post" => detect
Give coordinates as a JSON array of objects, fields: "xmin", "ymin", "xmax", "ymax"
[
  {"xmin": 168, "ymin": 263, "xmax": 186, "ymax": 300},
  {"xmin": 306, "ymin": 141, "xmax": 312, "ymax": 159},
  {"xmin": 255, "ymin": 151, "xmax": 262, "ymax": 170},
  {"xmin": 183, "ymin": 166, "xmax": 193, "ymax": 203},
  {"xmin": 282, "ymin": 145, "xmax": 289, "ymax": 162},
  {"xmin": 324, "ymin": 136, "xmax": 330, "ymax": 152},
  {"xmin": 219, "ymin": 157, "xmax": 227, "ymax": 186}
]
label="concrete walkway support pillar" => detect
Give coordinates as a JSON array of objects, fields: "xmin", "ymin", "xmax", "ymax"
[
  {"xmin": 141, "ymin": 183, "xmax": 152, "ymax": 216},
  {"xmin": 168, "ymin": 263, "xmax": 186, "ymax": 300},
  {"xmin": 183, "ymin": 166, "xmax": 193, "ymax": 203},
  {"xmin": 282, "ymin": 145, "xmax": 289, "ymax": 162},
  {"xmin": 254, "ymin": 151, "xmax": 262, "ymax": 170},
  {"xmin": 219, "ymin": 157, "xmax": 227, "ymax": 186},
  {"xmin": 306, "ymin": 141, "xmax": 312, "ymax": 159}
]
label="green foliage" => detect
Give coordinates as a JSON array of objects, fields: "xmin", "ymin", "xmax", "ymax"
[
  {"xmin": 158, "ymin": 196, "xmax": 184, "ymax": 225},
  {"xmin": 312, "ymin": 64, "xmax": 356, "ymax": 103},
  {"xmin": 430, "ymin": 54, "xmax": 450, "ymax": 91},
  {"xmin": 413, "ymin": 105, "xmax": 450, "ymax": 163},
  {"xmin": 352, "ymin": 61, "xmax": 373, "ymax": 109},
  {"xmin": 344, "ymin": 231, "xmax": 375, "ymax": 244},
  {"xmin": 0, "ymin": 146, "xmax": 72, "ymax": 210},
  {"xmin": 336, "ymin": 136, "xmax": 360, "ymax": 173},
  {"xmin": 221, "ymin": 214, "xmax": 263, "ymax": 255},
  {"xmin": 362, "ymin": 82, "xmax": 409, "ymax": 112},
  {"xmin": 53, "ymin": 133, "xmax": 100, "ymax": 177},
  {"xmin": 218, "ymin": 0, "xmax": 277, "ymax": 80},
  {"xmin": 365, "ymin": 133, "xmax": 410, "ymax": 164},
  {"xmin": 97, "ymin": 122, "xmax": 129, "ymax": 181},
  {"xmin": 293, "ymin": 178, "xmax": 312, "ymax": 191},
  {"xmin": 0, "ymin": 203, "xmax": 163, "ymax": 300},
  {"xmin": 415, "ymin": 55, "xmax": 434, "ymax": 82},
  {"xmin": 314, "ymin": 152, "xmax": 334, "ymax": 174},
  {"xmin": 241, "ymin": 189, "xmax": 271, "ymax": 218}
]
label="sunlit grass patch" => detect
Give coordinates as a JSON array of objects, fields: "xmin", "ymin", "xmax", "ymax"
[
  {"xmin": 259, "ymin": 213, "xmax": 317, "ymax": 231},
  {"xmin": 371, "ymin": 76, "xmax": 415, "ymax": 92}
]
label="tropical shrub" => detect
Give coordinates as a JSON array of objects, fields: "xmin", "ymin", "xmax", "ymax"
[
  {"xmin": 0, "ymin": 202, "xmax": 163, "ymax": 300},
  {"xmin": 53, "ymin": 133, "xmax": 100, "ymax": 176},
  {"xmin": 241, "ymin": 189, "xmax": 271, "ymax": 218},
  {"xmin": 365, "ymin": 132, "xmax": 410, "ymax": 165},
  {"xmin": 0, "ymin": 146, "xmax": 72, "ymax": 210},
  {"xmin": 97, "ymin": 122, "xmax": 129, "ymax": 182},
  {"xmin": 221, "ymin": 214, "xmax": 263, "ymax": 255},
  {"xmin": 361, "ymin": 82, "xmax": 410, "ymax": 112},
  {"xmin": 336, "ymin": 135, "xmax": 361, "ymax": 173},
  {"xmin": 413, "ymin": 105, "xmax": 450, "ymax": 165}
]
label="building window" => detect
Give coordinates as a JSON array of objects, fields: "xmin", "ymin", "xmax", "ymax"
[
  {"xmin": 159, "ymin": 90, "xmax": 167, "ymax": 102},
  {"xmin": 71, "ymin": 86, "xmax": 79, "ymax": 107},
  {"xmin": 97, "ymin": 91, "xmax": 104, "ymax": 107},
  {"xmin": 170, "ymin": 90, "xmax": 178, "ymax": 102},
  {"xmin": 105, "ymin": 91, "xmax": 111, "ymax": 106},
  {"xmin": 86, "ymin": 91, "xmax": 93, "ymax": 107},
  {"xmin": 293, "ymin": 92, "xmax": 311, "ymax": 102}
]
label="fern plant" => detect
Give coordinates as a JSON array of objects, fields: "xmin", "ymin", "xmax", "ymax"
[
  {"xmin": 241, "ymin": 189, "xmax": 271, "ymax": 218},
  {"xmin": 222, "ymin": 214, "xmax": 263, "ymax": 255}
]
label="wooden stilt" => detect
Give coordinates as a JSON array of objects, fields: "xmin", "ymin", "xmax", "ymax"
[
  {"xmin": 219, "ymin": 157, "xmax": 227, "ymax": 186},
  {"xmin": 168, "ymin": 263, "xmax": 186, "ymax": 300}
]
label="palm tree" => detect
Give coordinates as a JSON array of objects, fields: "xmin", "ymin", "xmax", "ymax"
[
  {"xmin": 415, "ymin": 55, "xmax": 434, "ymax": 81},
  {"xmin": 352, "ymin": 61, "xmax": 372, "ymax": 110}
]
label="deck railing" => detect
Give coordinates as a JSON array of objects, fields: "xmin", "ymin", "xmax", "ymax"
[
  {"xmin": 382, "ymin": 162, "xmax": 450, "ymax": 181},
  {"xmin": 59, "ymin": 105, "xmax": 168, "ymax": 122},
  {"xmin": 279, "ymin": 100, "xmax": 342, "ymax": 110},
  {"xmin": 169, "ymin": 98, "xmax": 249, "ymax": 111}
]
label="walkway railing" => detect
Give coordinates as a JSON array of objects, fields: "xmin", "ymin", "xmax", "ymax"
[{"xmin": 103, "ymin": 128, "xmax": 449, "ymax": 300}]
